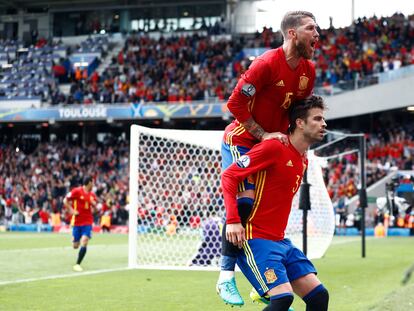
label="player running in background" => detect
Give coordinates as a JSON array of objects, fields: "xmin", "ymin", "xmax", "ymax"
[
  {"xmin": 222, "ymin": 95, "xmax": 329, "ymax": 311},
  {"xmin": 217, "ymin": 11, "xmax": 320, "ymax": 306},
  {"xmin": 63, "ymin": 176, "xmax": 97, "ymax": 272}
]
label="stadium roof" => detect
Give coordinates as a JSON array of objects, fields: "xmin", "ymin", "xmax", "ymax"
[{"xmin": 0, "ymin": 0, "xmax": 226, "ymax": 12}]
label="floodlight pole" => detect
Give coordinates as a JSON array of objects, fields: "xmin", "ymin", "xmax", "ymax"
[
  {"xmin": 299, "ymin": 169, "xmax": 311, "ymax": 256},
  {"xmin": 358, "ymin": 134, "xmax": 368, "ymax": 258}
]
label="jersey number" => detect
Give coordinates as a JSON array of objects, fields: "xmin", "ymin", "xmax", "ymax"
[
  {"xmin": 292, "ymin": 175, "xmax": 301, "ymax": 193},
  {"xmin": 281, "ymin": 92, "xmax": 293, "ymax": 109}
]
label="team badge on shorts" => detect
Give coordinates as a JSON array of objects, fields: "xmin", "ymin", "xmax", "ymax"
[
  {"xmin": 264, "ymin": 269, "xmax": 277, "ymax": 283},
  {"xmin": 236, "ymin": 155, "xmax": 250, "ymax": 168}
]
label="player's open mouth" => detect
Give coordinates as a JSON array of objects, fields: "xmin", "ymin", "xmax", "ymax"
[{"xmin": 310, "ymin": 41, "xmax": 316, "ymax": 51}]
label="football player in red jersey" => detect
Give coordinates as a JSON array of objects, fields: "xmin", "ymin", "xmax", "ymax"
[
  {"xmin": 222, "ymin": 95, "xmax": 328, "ymax": 311},
  {"xmin": 217, "ymin": 11, "xmax": 320, "ymax": 306},
  {"xmin": 63, "ymin": 176, "xmax": 97, "ymax": 272}
]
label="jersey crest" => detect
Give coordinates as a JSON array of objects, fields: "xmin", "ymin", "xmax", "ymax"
[
  {"xmin": 299, "ymin": 75, "xmax": 309, "ymax": 90},
  {"xmin": 264, "ymin": 268, "xmax": 277, "ymax": 283}
]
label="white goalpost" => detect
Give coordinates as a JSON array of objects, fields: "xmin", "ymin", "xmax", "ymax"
[{"xmin": 128, "ymin": 125, "xmax": 335, "ymax": 270}]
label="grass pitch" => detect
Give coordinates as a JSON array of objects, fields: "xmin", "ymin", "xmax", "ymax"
[{"xmin": 0, "ymin": 232, "xmax": 413, "ymax": 311}]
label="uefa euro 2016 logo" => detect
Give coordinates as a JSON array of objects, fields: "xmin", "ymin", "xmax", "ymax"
[{"xmin": 236, "ymin": 155, "xmax": 251, "ymax": 168}]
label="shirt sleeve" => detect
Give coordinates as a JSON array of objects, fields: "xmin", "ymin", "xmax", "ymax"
[
  {"xmin": 221, "ymin": 140, "xmax": 281, "ymax": 224},
  {"xmin": 66, "ymin": 188, "xmax": 78, "ymax": 200},
  {"xmin": 226, "ymin": 58, "xmax": 272, "ymax": 123}
]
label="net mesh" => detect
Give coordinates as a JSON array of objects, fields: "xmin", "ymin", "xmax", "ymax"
[{"xmin": 133, "ymin": 126, "xmax": 334, "ymax": 268}]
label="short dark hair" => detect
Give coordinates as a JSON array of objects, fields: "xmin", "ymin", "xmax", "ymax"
[
  {"xmin": 288, "ymin": 95, "xmax": 325, "ymax": 133},
  {"xmin": 280, "ymin": 11, "xmax": 316, "ymax": 39},
  {"xmin": 83, "ymin": 176, "xmax": 93, "ymax": 186}
]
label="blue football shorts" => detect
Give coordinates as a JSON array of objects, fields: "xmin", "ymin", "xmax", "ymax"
[
  {"xmin": 221, "ymin": 141, "xmax": 255, "ymax": 192},
  {"xmin": 72, "ymin": 225, "xmax": 92, "ymax": 242},
  {"xmin": 237, "ymin": 238, "xmax": 317, "ymax": 296}
]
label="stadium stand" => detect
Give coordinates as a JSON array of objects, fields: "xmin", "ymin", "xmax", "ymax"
[
  {"xmin": 0, "ymin": 12, "xmax": 411, "ymax": 107},
  {"xmin": 0, "ymin": 137, "xmax": 129, "ymax": 227},
  {"xmin": 0, "ymin": 40, "xmax": 61, "ymax": 103},
  {"xmin": 58, "ymin": 13, "xmax": 414, "ymax": 105},
  {"xmin": 0, "ymin": 122, "xmax": 413, "ymax": 231},
  {"xmin": 319, "ymin": 125, "xmax": 414, "ymax": 202}
]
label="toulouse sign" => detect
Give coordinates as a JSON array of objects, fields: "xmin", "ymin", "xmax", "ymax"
[{"xmin": 0, "ymin": 101, "xmax": 230, "ymax": 123}]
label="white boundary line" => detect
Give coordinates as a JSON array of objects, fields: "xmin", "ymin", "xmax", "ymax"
[
  {"xmin": 0, "ymin": 244, "xmax": 126, "ymax": 253},
  {"xmin": 0, "ymin": 267, "xmax": 130, "ymax": 286},
  {"xmin": 0, "ymin": 266, "xmax": 220, "ymax": 286}
]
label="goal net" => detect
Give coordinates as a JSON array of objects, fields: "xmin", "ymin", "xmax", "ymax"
[{"xmin": 128, "ymin": 125, "xmax": 335, "ymax": 269}]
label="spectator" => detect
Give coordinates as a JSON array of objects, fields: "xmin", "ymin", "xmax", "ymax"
[{"xmin": 38, "ymin": 204, "xmax": 51, "ymax": 225}]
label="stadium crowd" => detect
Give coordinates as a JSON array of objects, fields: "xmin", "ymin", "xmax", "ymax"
[
  {"xmin": 0, "ymin": 137, "xmax": 130, "ymax": 228},
  {"xmin": 0, "ymin": 135, "xmax": 223, "ymax": 231},
  {"xmin": 61, "ymin": 12, "xmax": 414, "ymax": 105},
  {"xmin": 0, "ymin": 125, "xmax": 413, "ymax": 229},
  {"xmin": 313, "ymin": 13, "xmax": 413, "ymax": 87},
  {"xmin": 319, "ymin": 125, "xmax": 414, "ymax": 231},
  {"xmin": 61, "ymin": 34, "xmax": 241, "ymax": 105},
  {"xmin": 2, "ymin": 12, "xmax": 411, "ymax": 104},
  {"xmin": 322, "ymin": 126, "xmax": 414, "ymax": 204},
  {"xmin": 0, "ymin": 12, "xmax": 412, "ymax": 104}
]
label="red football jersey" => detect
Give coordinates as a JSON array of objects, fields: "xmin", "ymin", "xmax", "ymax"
[
  {"xmin": 225, "ymin": 47, "xmax": 315, "ymax": 148},
  {"xmin": 222, "ymin": 139, "xmax": 308, "ymax": 241},
  {"xmin": 67, "ymin": 186, "xmax": 96, "ymax": 226}
]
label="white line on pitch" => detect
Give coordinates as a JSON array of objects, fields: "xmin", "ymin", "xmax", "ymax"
[
  {"xmin": 0, "ymin": 244, "xmax": 127, "ymax": 253},
  {"xmin": 0, "ymin": 267, "xmax": 130, "ymax": 286}
]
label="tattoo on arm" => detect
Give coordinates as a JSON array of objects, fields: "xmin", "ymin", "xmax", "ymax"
[{"xmin": 242, "ymin": 118, "xmax": 266, "ymax": 141}]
